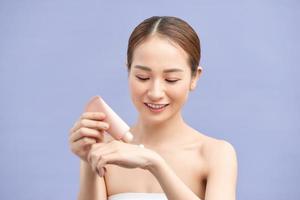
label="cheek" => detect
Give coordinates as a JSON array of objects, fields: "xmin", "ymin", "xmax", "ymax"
[
  {"xmin": 168, "ymin": 82, "xmax": 190, "ymax": 100},
  {"xmin": 129, "ymin": 79, "xmax": 144, "ymax": 96}
]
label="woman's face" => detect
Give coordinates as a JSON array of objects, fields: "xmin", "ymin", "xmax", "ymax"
[{"xmin": 128, "ymin": 35, "xmax": 200, "ymax": 124}]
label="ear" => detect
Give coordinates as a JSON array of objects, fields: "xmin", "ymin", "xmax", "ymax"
[{"xmin": 190, "ymin": 66, "xmax": 203, "ymax": 91}]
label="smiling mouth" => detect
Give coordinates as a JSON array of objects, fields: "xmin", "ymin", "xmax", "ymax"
[{"xmin": 144, "ymin": 103, "xmax": 169, "ymax": 112}]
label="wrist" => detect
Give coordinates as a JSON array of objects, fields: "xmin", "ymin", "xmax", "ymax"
[{"xmin": 80, "ymin": 160, "xmax": 96, "ymax": 175}]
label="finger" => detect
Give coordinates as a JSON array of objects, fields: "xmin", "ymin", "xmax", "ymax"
[
  {"xmin": 70, "ymin": 112, "xmax": 106, "ymax": 135},
  {"xmin": 80, "ymin": 119, "xmax": 110, "ymax": 131},
  {"xmin": 69, "ymin": 120, "xmax": 81, "ymax": 135},
  {"xmin": 96, "ymin": 152, "xmax": 114, "ymax": 170},
  {"xmin": 94, "ymin": 152, "xmax": 109, "ymax": 176},
  {"xmin": 70, "ymin": 137, "xmax": 97, "ymax": 154},
  {"xmin": 88, "ymin": 149, "xmax": 106, "ymax": 173},
  {"xmin": 96, "ymin": 166, "xmax": 106, "ymax": 177},
  {"xmin": 96, "ymin": 153, "xmax": 120, "ymax": 172},
  {"xmin": 87, "ymin": 143, "xmax": 108, "ymax": 163},
  {"xmin": 97, "ymin": 167, "xmax": 106, "ymax": 177},
  {"xmin": 70, "ymin": 127, "xmax": 104, "ymax": 143},
  {"xmin": 88, "ymin": 141, "xmax": 119, "ymax": 162},
  {"xmin": 94, "ymin": 146, "xmax": 118, "ymax": 160},
  {"xmin": 81, "ymin": 112, "xmax": 106, "ymax": 120},
  {"xmin": 95, "ymin": 167, "xmax": 101, "ymax": 176},
  {"xmin": 88, "ymin": 142, "xmax": 115, "ymax": 173},
  {"xmin": 78, "ymin": 137, "xmax": 97, "ymax": 147},
  {"xmin": 97, "ymin": 155, "xmax": 108, "ymax": 176},
  {"xmin": 90, "ymin": 155, "xmax": 101, "ymax": 173}
]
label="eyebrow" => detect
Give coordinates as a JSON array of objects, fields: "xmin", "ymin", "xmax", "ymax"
[{"xmin": 133, "ymin": 65, "xmax": 184, "ymax": 73}]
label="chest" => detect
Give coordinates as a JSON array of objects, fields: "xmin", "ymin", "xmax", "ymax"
[{"xmin": 104, "ymin": 147, "xmax": 208, "ymax": 198}]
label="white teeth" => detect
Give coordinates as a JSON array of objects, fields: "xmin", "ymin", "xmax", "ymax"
[{"xmin": 146, "ymin": 103, "xmax": 167, "ymax": 109}]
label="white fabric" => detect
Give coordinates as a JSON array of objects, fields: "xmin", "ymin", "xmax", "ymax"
[{"xmin": 108, "ymin": 192, "xmax": 168, "ymax": 200}]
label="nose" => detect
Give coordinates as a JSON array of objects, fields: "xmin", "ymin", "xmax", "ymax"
[{"xmin": 147, "ymin": 79, "xmax": 165, "ymax": 101}]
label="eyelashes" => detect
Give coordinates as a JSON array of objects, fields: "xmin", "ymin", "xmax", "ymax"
[
  {"xmin": 135, "ymin": 76, "xmax": 180, "ymax": 83},
  {"xmin": 136, "ymin": 77, "xmax": 149, "ymax": 81},
  {"xmin": 165, "ymin": 79, "xmax": 179, "ymax": 83}
]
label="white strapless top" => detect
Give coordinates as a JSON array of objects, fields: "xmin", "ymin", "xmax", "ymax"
[{"xmin": 108, "ymin": 192, "xmax": 168, "ymax": 200}]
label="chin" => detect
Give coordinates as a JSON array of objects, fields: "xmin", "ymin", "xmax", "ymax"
[
  {"xmin": 140, "ymin": 116, "xmax": 166, "ymax": 126},
  {"xmin": 142, "ymin": 107, "xmax": 178, "ymax": 124}
]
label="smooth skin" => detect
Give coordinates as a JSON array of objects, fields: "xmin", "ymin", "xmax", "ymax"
[{"xmin": 69, "ymin": 35, "xmax": 238, "ymax": 200}]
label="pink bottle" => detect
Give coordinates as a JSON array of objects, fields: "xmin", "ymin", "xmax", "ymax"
[{"xmin": 84, "ymin": 96, "xmax": 133, "ymax": 143}]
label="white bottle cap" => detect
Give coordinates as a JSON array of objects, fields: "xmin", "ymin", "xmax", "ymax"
[{"xmin": 122, "ymin": 131, "xmax": 134, "ymax": 143}]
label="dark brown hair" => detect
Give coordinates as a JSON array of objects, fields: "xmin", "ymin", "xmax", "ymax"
[{"xmin": 127, "ymin": 16, "xmax": 201, "ymax": 77}]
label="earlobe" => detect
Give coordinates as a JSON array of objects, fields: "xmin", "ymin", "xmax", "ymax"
[
  {"xmin": 190, "ymin": 81, "xmax": 197, "ymax": 91},
  {"xmin": 190, "ymin": 84, "xmax": 195, "ymax": 91},
  {"xmin": 190, "ymin": 80, "xmax": 196, "ymax": 91}
]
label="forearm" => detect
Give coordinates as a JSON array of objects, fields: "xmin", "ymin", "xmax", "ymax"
[
  {"xmin": 148, "ymin": 156, "xmax": 201, "ymax": 200},
  {"xmin": 78, "ymin": 160, "xmax": 106, "ymax": 200}
]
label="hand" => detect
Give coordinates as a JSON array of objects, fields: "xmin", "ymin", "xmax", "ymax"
[
  {"xmin": 68, "ymin": 112, "xmax": 110, "ymax": 162},
  {"xmin": 87, "ymin": 140, "xmax": 160, "ymax": 177}
]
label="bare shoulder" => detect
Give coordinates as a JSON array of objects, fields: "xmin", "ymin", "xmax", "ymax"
[
  {"xmin": 190, "ymin": 129, "xmax": 238, "ymax": 171},
  {"xmin": 183, "ymin": 129, "xmax": 238, "ymax": 198},
  {"xmin": 202, "ymin": 138, "xmax": 238, "ymax": 183},
  {"xmin": 204, "ymin": 137, "xmax": 236, "ymax": 162}
]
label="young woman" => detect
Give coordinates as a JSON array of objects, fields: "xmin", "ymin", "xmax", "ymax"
[{"xmin": 69, "ymin": 16, "xmax": 238, "ymax": 200}]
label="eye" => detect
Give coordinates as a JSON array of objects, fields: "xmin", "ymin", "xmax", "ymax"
[
  {"xmin": 166, "ymin": 79, "xmax": 180, "ymax": 83},
  {"xmin": 136, "ymin": 76, "xmax": 149, "ymax": 81}
]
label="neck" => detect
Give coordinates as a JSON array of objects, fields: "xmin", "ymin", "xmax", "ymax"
[{"xmin": 130, "ymin": 111, "xmax": 188, "ymax": 147}]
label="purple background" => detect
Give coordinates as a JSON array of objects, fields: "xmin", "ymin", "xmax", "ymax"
[{"xmin": 0, "ymin": 0, "xmax": 299, "ymax": 199}]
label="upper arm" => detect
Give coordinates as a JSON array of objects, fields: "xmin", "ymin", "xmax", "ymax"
[{"xmin": 204, "ymin": 140, "xmax": 238, "ymax": 200}]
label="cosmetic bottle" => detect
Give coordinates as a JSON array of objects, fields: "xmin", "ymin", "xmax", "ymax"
[{"xmin": 84, "ymin": 96, "xmax": 133, "ymax": 143}]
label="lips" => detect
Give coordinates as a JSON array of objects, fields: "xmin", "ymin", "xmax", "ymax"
[{"xmin": 144, "ymin": 103, "xmax": 169, "ymax": 112}]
